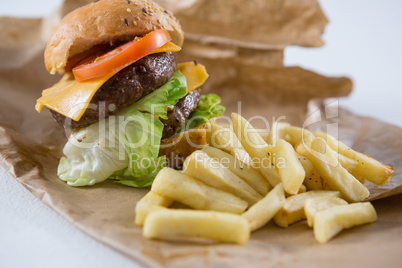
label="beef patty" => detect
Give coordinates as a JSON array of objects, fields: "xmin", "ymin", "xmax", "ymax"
[
  {"xmin": 51, "ymin": 52, "xmax": 177, "ymax": 129},
  {"xmin": 161, "ymin": 89, "xmax": 201, "ymax": 139}
]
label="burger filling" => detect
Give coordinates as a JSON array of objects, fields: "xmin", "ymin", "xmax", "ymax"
[
  {"xmin": 37, "ymin": 30, "xmax": 225, "ymax": 188},
  {"xmin": 160, "ymin": 89, "xmax": 201, "ymax": 139},
  {"xmin": 51, "ymin": 52, "xmax": 178, "ymax": 129},
  {"xmin": 51, "ymin": 52, "xmax": 202, "ymax": 141}
]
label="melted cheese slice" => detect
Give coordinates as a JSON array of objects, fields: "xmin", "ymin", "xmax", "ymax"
[
  {"xmin": 178, "ymin": 61, "xmax": 209, "ymax": 93},
  {"xmin": 36, "ymin": 43, "xmax": 208, "ymax": 122},
  {"xmin": 35, "ymin": 71, "xmax": 117, "ymax": 121}
]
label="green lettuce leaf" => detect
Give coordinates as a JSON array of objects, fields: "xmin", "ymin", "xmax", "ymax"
[
  {"xmin": 124, "ymin": 70, "xmax": 187, "ymax": 119},
  {"xmin": 57, "ymin": 119, "xmax": 129, "ymax": 187},
  {"xmin": 58, "ymin": 71, "xmax": 187, "ymax": 187},
  {"xmin": 180, "ymin": 93, "xmax": 226, "ymax": 131},
  {"xmin": 111, "ymin": 155, "xmax": 166, "ymax": 188}
]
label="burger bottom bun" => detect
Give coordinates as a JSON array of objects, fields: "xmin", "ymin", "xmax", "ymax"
[{"xmin": 159, "ymin": 124, "xmax": 208, "ymax": 170}]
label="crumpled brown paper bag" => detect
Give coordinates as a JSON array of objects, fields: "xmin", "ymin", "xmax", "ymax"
[
  {"xmin": 156, "ymin": 0, "xmax": 328, "ymax": 49},
  {"xmin": 0, "ymin": 0, "xmax": 401, "ymax": 267}
]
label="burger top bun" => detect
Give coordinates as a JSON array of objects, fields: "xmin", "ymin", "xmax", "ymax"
[{"xmin": 45, "ymin": 0, "xmax": 184, "ymax": 74}]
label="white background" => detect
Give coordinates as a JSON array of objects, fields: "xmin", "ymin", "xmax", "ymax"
[{"xmin": 1, "ymin": 1, "xmax": 402, "ymax": 267}]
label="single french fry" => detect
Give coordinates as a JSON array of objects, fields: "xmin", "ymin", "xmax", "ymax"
[
  {"xmin": 274, "ymin": 190, "xmax": 340, "ymax": 228},
  {"xmin": 297, "ymin": 138, "xmax": 370, "ymax": 202},
  {"xmin": 135, "ymin": 191, "xmax": 173, "ymax": 226},
  {"xmin": 232, "ymin": 147, "xmax": 254, "ymax": 166},
  {"xmin": 242, "ymin": 183, "xmax": 286, "ymax": 232},
  {"xmin": 297, "ymin": 154, "xmax": 314, "ymax": 174},
  {"xmin": 202, "ymin": 146, "xmax": 272, "ymax": 195},
  {"xmin": 322, "ymin": 180, "xmax": 333, "ymax": 191},
  {"xmin": 256, "ymin": 129, "xmax": 270, "ymax": 142},
  {"xmin": 314, "ymin": 131, "xmax": 394, "ymax": 185},
  {"xmin": 273, "ymin": 139, "xmax": 306, "ymax": 195},
  {"xmin": 304, "ymin": 196, "xmax": 348, "ymax": 227},
  {"xmin": 231, "ymin": 113, "xmax": 281, "ymax": 187},
  {"xmin": 143, "ymin": 209, "xmax": 250, "ymax": 244},
  {"xmin": 294, "ymin": 139, "xmax": 309, "ymax": 158},
  {"xmin": 298, "ymin": 184, "xmax": 307, "ymax": 194},
  {"xmin": 206, "ymin": 123, "xmax": 252, "ymax": 165},
  {"xmin": 230, "ymin": 113, "xmax": 269, "ymax": 160},
  {"xmin": 297, "ymin": 154, "xmax": 323, "ymax": 190},
  {"xmin": 183, "ymin": 150, "xmax": 263, "ymax": 205},
  {"xmin": 267, "ymin": 122, "xmax": 290, "ymax": 146},
  {"xmin": 152, "ymin": 167, "xmax": 248, "ymax": 214},
  {"xmin": 338, "ymin": 154, "xmax": 358, "ymax": 174},
  {"xmin": 304, "ymin": 170, "xmax": 323, "ymax": 191},
  {"xmin": 314, "ymin": 202, "xmax": 377, "ymax": 244},
  {"xmin": 206, "ymin": 123, "xmax": 233, "ymax": 152},
  {"xmin": 282, "ymin": 125, "xmax": 314, "ymax": 147}
]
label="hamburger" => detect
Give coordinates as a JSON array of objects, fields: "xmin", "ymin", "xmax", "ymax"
[{"xmin": 35, "ymin": 0, "xmax": 225, "ymax": 187}]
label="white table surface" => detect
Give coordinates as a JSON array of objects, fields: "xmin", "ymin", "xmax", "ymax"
[{"xmin": 1, "ymin": 1, "xmax": 402, "ymax": 267}]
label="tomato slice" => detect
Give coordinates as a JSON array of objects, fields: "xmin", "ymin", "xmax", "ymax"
[{"xmin": 73, "ymin": 29, "xmax": 172, "ymax": 82}]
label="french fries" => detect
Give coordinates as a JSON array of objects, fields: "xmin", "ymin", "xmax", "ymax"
[
  {"xmin": 304, "ymin": 196, "xmax": 348, "ymax": 227},
  {"xmin": 314, "ymin": 202, "xmax": 377, "ymax": 244},
  {"xmin": 183, "ymin": 150, "xmax": 263, "ymax": 205},
  {"xmin": 143, "ymin": 209, "xmax": 250, "ymax": 244},
  {"xmin": 297, "ymin": 140, "xmax": 358, "ymax": 174},
  {"xmin": 134, "ymin": 117, "xmax": 392, "ymax": 245},
  {"xmin": 231, "ymin": 113, "xmax": 281, "ymax": 187},
  {"xmin": 274, "ymin": 190, "xmax": 340, "ymax": 228},
  {"xmin": 242, "ymin": 183, "xmax": 286, "ymax": 232},
  {"xmin": 206, "ymin": 123, "xmax": 252, "ymax": 165},
  {"xmin": 202, "ymin": 146, "xmax": 271, "ymax": 196},
  {"xmin": 273, "ymin": 139, "xmax": 306, "ymax": 195},
  {"xmin": 297, "ymin": 184, "xmax": 307, "ymax": 194},
  {"xmin": 152, "ymin": 167, "xmax": 248, "ymax": 214},
  {"xmin": 315, "ymin": 131, "xmax": 394, "ymax": 185},
  {"xmin": 135, "ymin": 191, "xmax": 173, "ymax": 226},
  {"xmin": 267, "ymin": 122, "xmax": 290, "ymax": 146},
  {"xmin": 337, "ymin": 154, "xmax": 358, "ymax": 174},
  {"xmin": 297, "ymin": 137, "xmax": 370, "ymax": 202},
  {"xmin": 303, "ymin": 171, "xmax": 323, "ymax": 191},
  {"xmin": 298, "ymin": 154, "xmax": 323, "ymax": 191},
  {"xmin": 282, "ymin": 125, "xmax": 314, "ymax": 147},
  {"xmin": 256, "ymin": 128, "xmax": 270, "ymax": 142}
]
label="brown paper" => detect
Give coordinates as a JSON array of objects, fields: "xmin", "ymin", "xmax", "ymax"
[
  {"xmin": 1, "ymin": 0, "xmax": 401, "ymax": 267},
  {"xmin": 155, "ymin": 0, "xmax": 328, "ymax": 49},
  {"xmin": 176, "ymin": 39, "xmax": 352, "ymax": 126},
  {"xmin": 177, "ymin": 49, "xmax": 352, "ymax": 126}
]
